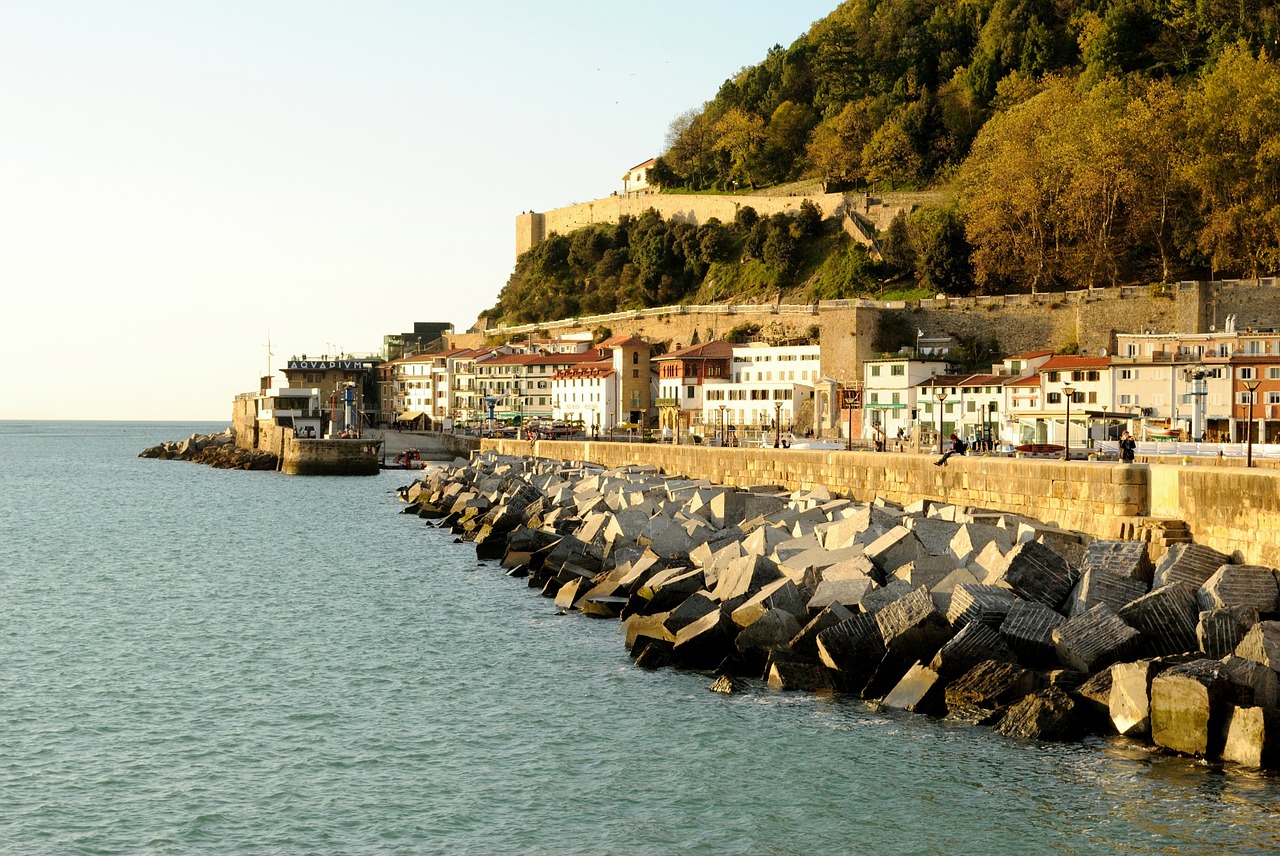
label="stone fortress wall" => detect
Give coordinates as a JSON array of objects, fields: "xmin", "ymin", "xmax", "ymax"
[{"xmin": 515, "ymin": 190, "xmax": 946, "ymax": 258}]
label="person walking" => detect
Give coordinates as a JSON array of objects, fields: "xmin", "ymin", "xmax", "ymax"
[
  {"xmin": 934, "ymin": 433, "xmax": 967, "ymax": 466},
  {"xmin": 1119, "ymin": 430, "xmax": 1136, "ymax": 463}
]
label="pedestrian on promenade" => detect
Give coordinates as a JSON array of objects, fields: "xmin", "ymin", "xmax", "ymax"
[
  {"xmin": 1119, "ymin": 430, "xmax": 1136, "ymax": 463},
  {"xmin": 934, "ymin": 433, "xmax": 967, "ymax": 466}
]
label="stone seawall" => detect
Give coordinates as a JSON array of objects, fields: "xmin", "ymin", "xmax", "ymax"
[
  {"xmin": 482, "ymin": 440, "xmax": 1146, "ymax": 537},
  {"xmin": 1149, "ymin": 464, "xmax": 1280, "ymax": 567},
  {"xmin": 283, "ymin": 438, "xmax": 381, "ymax": 476},
  {"xmin": 481, "ymin": 440, "xmax": 1280, "ymax": 567}
]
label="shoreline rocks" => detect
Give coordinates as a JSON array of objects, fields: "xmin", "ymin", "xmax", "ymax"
[
  {"xmin": 401, "ymin": 450, "xmax": 1280, "ymax": 770},
  {"xmin": 139, "ymin": 428, "xmax": 278, "ymax": 470}
]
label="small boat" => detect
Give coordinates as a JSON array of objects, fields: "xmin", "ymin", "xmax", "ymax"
[
  {"xmin": 1014, "ymin": 443, "xmax": 1064, "ymax": 454},
  {"xmin": 1146, "ymin": 428, "xmax": 1182, "ymax": 441},
  {"xmin": 390, "ymin": 448, "xmax": 426, "ymax": 469}
]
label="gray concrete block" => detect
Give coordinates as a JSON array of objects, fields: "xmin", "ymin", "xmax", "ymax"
[
  {"xmin": 1198, "ymin": 607, "xmax": 1259, "ymax": 659},
  {"xmin": 995, "ymin": 687, "xmax": 1081, "ymax": 741},
  {"xmin": 1118, "ymin": 583, "xmax": 1200, "ymax": 657},
  {"xmin": 1222, "ymin": 706, "xmax": 1280, "ymax": 769},
  {"xmin": 882, "ymin": 663, "xmax": 947, "ymax": 715},
  {"xmin": 865, "ymin": 525, "xmax": 927, "ymax": 577},
  {"xmin": 1052, "ymin": 604, "xmax": 1142, "ymax": 673},
  {"xmin": 1082, "ymin": 539, "xmax": 1153, "ymax": 584},
  {"xmin": 945, "ymin": 660, "xmax": 1041, "ymax": 724},
  {"xmin": 1067, "ymin": 568, "xmax": 1150, "ymax": 618},
  {"xmin": 995, "ymin": 539, "xmax": 1079, "ymax": 610},
  {"xmin": 946, "ymin": 583, "xmax": 1018, "ymax": 630},
  {"xmin": 929, "ymin": 621, "xmax": 1017, "ymax": 679},
  {"xmin": 1198, "ymin": 565, "xmax": 1280, "ymax": 614},
  {"xmin": 1235, "ymin": 620, "xmax": 1280, "ymax": 671},
  {"xmin": 1151, "ymin": 659, "xmax": 1250, "ymax": 759},
  {"xmin": 789, "ymin": 602, "xmax": 854, "ymax": 660},
  {"xmin": 1153, "ymin": 543, "xmax": 1232, "ymax": 590}
]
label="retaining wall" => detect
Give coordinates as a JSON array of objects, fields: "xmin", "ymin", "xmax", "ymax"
[
  {"xmin": 283, "ymin": 439, "xmax": 381, "ymax": 476},
  {"xmin": 480, "ymin": 440, "xmax": 1280, "ymax": 567},
  {"xmin": 1149, "ymin": 464, "xmax": 1280, "ymax": 567}
]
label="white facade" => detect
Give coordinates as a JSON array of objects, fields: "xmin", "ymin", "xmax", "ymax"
[
  {"xmin": 551, "ymin": 363, "xmax": 618, "ymax": 433},
  {"xmin": 861, "ymin": 357, "xmax": 949, "ymax": 441},
  {"xmin": 699, "ymin": 343, "xmax": 823, "ymax": 429}
]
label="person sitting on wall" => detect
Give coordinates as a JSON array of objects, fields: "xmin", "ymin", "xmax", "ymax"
[{"xmin": 934, "ymin": 433, "xmax": 967, "ymax": 466}]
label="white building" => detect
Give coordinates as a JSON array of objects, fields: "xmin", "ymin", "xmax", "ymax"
[
  {"xmin": 861, "ymin": 357, "xmax": 950, "ymax": 443},
  {"xmin": 700, "ymin": 342, "xmax": 825, "ymax": 432}
]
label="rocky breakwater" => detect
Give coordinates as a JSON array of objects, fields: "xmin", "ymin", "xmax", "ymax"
[
  {"xmin": 139, "ymin": 428, "xmax": 278, "ymax": 470},
  {"xmin": 402, "ymin": 451, "xmax": 1280, "ymax": 770}
]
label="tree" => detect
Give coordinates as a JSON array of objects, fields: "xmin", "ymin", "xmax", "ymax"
[
  {"xmin": 881, "ymin": 210, "xmax": 915, "ymax": 272},
  {"xmin": 957, "ymin": 78, "xmax": 1078, "ymax": 292},
  {"xmin": 911, "ymin": 207, "xmax": 974, "ymax": 294},
  {"xmin": 1181, "ymin": 44, "xmax": 1280, "ymax": 278},
  {"xmin": 711, "ymin": 107, "xmax": 766, "ymax": 188},
  {"xmin": 1120, "ymin": 78, "xmax": 1192, "ymax": 283}
]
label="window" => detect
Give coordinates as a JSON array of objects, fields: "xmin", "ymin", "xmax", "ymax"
[
  {"xmin": 632, "ymin": 370, "xmax": 639, "ymax": 378},
  {"xmin": 868, "ymin": 393, "xmax": 880, "ymax": 404},
  {"xmin": 1088, "ymin": 392, "xmax": 1097, "ymax": 403},
  {"xmin": 1047, "ymin": 372, "xmax": 1060, "ymax": 382},
  {"xmin": 1086, "ymin": 371, "xmax": 1100, "ymax": 381},
  {"xmin": 687, "ymin": 386, "xmax": 695, "ymax": 398},
  {"xmin": 632, "ymin": 352, "xmax": 638, "ymax": 364},
  {"xmin": 1269, "ymin": 392, "xmax": 1280, "ymax": 405},
  {"xmin": 1270, "ymin": 368, "xmax": 1280, "ymax": 380},
  {"xmin": 1120, "ymin": 369, "xmax": 1135, "ymax": 380},
  {"xmin": 1240, "ymin": 367, "xmax": 1256, "ymax": 380},
  {"xmin": 890, "ymin": 365, "xmax": 905, "ymax": 376},
  {"xmin": 870, "ymin": 366, "xmax": 881, "ymax": 377},
  {"xmin": 1047, "ymin": 392, "xmax": 1061, "ymax": 404}
]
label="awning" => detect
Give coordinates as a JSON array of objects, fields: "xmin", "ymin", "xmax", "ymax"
[
  {"xmin": 1084, "ymin": 409, "xmax": 1138, "ymax": 420},
  {"xmin": 396, "ymin": 410, "xmax": 424, "ymax": 422}
]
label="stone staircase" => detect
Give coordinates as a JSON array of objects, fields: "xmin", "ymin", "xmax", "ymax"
[{"xmin": 1115, "ymin": 517, "xmax": 1193, "ymax": 563}]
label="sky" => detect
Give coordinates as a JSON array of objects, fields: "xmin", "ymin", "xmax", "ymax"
[{"xmin": 1, "ymin": 1, "xmax": 839, "ymax": 421}]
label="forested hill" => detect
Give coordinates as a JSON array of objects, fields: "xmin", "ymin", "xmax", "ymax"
[{"xmin": 487, "ymin": 0, "xmax": 1280, "ymax": 328}]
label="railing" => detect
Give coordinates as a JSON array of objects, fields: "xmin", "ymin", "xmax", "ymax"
[{"xmin": 1095, "ymin": 440, "xmax": 1280, "ymax": 458}]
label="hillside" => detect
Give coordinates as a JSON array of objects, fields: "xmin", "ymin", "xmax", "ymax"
[{"xmin": 487, "ymin": 0, "xmax": 1280, "ymax": 327}]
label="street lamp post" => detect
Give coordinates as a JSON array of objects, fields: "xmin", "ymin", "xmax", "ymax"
[
  {"xmin": 1244, "ymin": 379, "xmax": 1260, "ymax": 468},
  {"xmin": 1061, "ymin": 384, "xmax": 1076, "ymax": 461},
  {"xmin": 719, "ymin": 405, "xmax": 727, "ymax": 446},
  {"xmin": 934, "ymin": 387, "xmax": 947, "ymax": 454},
  {"xmin": 774, "ymin": 401, "xmax": 783, "ymax": 448},
  {"xmin": 987, "ymin": 401, "xmax": 997, "ymax": 451}
]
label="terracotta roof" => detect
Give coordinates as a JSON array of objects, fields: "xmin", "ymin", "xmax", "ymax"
[
  {"xmin": 959, "ymin": 374, "xmax": 1010, "ymax": 386},
  {"xmin": 914, "ymin": 374, "xmax": 971, "ymax": 388},
  {"xmin": 597, "ymin": 334, "xmax": 650, "ymax": 348},
  {"xmin": 1006, "ymin": 376, "xmax": 1043, "ymax": 387},
  {"xmin": 1039, "ymin": 355, "xmax": 1112, "ymax": 370},
  {"xmin": 552, "ymin": 360, "xmax": 615, "ymax": 379},
  {"xmin": 1010, "ymin": 349, "xmax": 1054, "ymax": 360},
  {"xmin": 482, "ymin": 351, "xmax": 600, "ymax": 367},
  {"xmin": 655, "ymin": 341, "xmax": 733, "ymax": 361}
]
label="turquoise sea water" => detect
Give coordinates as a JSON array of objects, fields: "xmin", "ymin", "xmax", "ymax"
[{"xmin": 2, "ymin": 421, "xmax": 1279, "ymax": 855}]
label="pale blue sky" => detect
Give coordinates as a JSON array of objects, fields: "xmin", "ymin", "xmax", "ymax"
[{"xmin": 1, "ymin": 1, "xmax": 837, "ymax": 420}]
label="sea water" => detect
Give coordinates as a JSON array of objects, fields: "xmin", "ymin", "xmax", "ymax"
[{"xmin": 2, "ymin": 421, "xmax": 1279, "ymax": 855}]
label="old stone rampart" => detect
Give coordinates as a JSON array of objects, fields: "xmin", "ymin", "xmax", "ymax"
[
  {"xmin": 516, "ymin": 190, "xmax": 946, "ymax": 258},
  {"xmin": 1149, "ymin": 464, "xmax": 1280, "ymax": 566}
]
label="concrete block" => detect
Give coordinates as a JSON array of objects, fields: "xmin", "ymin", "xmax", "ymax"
[
  {"xmin": 1066, "ymin": 568, "xmax": 1149, "ymax": 618},
  {"xmin": 891, "ymin": 556, "xmax": 958, "ymax": 590},
  {"xmin": 819, "ymin": 554, "xmax": 882, "ymax": 584},
  {"xmin": 741, "ymin": 523, "xmax": 791, "ymax": 557},
  {"xmin": 995, "ymin": 687, "xmax": 1081, "ymax": 741},
  {"xmin": 865, "ymin": 526, "xmax": 927, "ymax": 577},
  {"xmin": 1235, "ymin": 621, "xmax": 1280, "ymax": 671},
  {"xmin": 1198, "ymin": 607, "xmax": 1259, "ymax": 659},
  {"xmin": 1109, "ymin": 659, "xmax": 1189, "ymax": 737},
  {"xmin": 928, "ymin": 568, "xmax": 982, "ymax": 615},
  {"xmin": 860, "ymin": 579, "xmax": 916, "ymax": 615},
  {"xmin": 731, "ymin": 578, "xmax": 809, "ymax": 628},
  {"xmin": 735, "ymin": 607, "xmax": 803, "ymax": 657},
  {"xmin": 712, "ymin": 553, "xmax": 784, "ymax": 602},
  {"xmin": 1052, "ymin": 604, "xmax": 1142, "ymax": 673},
  {"xmin": 766, "ymin": 660, "xmax": 835, "ymax": 693},
  {"xmin": 1118, "ymin": 583, "xmax": 1200, "ymax": 657},
  {"xmin": 1151, "ymin": 659, "xmax": 1250, "ymax": 759},
  {"xmin": 882, "ymin": 663, "xmax": 947, "ymax": 715},
  {"xmin": 971, "ymin": 540, "xmax": 1011, "ymax": 584},
  {"xmin": 1222, "ymin": 706, "xmax": 1280, "ymax": 769},
  {"xmin": 906, "ymin": 517, "xmax": 963, "ymax": 557},
  {"xmin": 868, "ymin": 587, "xmax": 955, "ymax": 698},
  {"xmin": 672, "ymin": 608, "xmax": 737, "ymax": 670},
  {"xmin": 807, "ymin": 577, "xmax": 878, "ymax": 613},
  {"xmin": 929, "ymin": 621, "xmax": 1017, "ymax": 679},
  {"xmin": 1153, "ymin": 543, "xmax": 1232, "ymax": 590},
  {"xmin": 948, "ymin": 523, "xmax": 1014, "ymax": 566},
  {"xmin": 1198, "ymin": 565, "xmax": 1280, "ymax": 614},
  {"xmin": 662, "ymin": 591, "xmax": 721, "ymax": 636},
  {"xmin": 995, "ymin": 539, "xmax": 1079, "ymax": 611},
  {"xmin": 1081, "ymin": 539, "xmax": 1153, "ymax": 584},
  {"xmin": 815, "ymin": 614, "xmax": 886, "ymax": 694},
  {"xmin": 1220, "ymin": 654, "xmax": 1280, "ymax": 709},
  {"xmin": 789, "ymin": 602, "xmax": 854, "ymax": 660},
  {"xmin": 945, "ymin": 660, "xmax": 1041, "ymax": 724},
  {"xmin": 946, "ymin": 583, "xmax": 1018, "ymax": 630}
]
